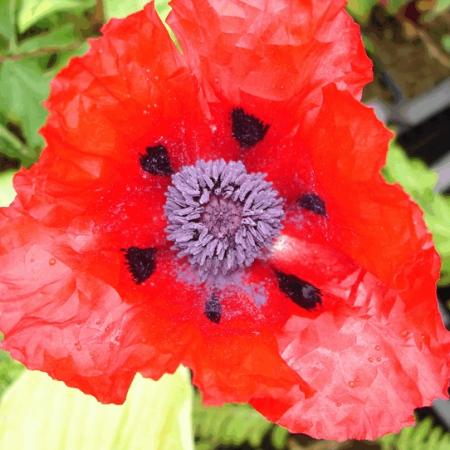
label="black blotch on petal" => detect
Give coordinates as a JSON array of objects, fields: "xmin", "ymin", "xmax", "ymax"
[
  {"xmin": 298, "ymin": 193, "xmax": 327, "ymax": 216},
  {"xmin": 231, "ymin": 108, "xmax": 269, "ymax": 148},
  {"xmin": 276, "ymin": 272, "xmax": 322, "ymax": 310},
  {"xmin": 124, "ymin": 247, "xmax": 157, "ymax": 284},
  {"xmin": 205, "ymin": 292, "xmax": 222, "ymax": 324},
  {"xmin": 140, "ymin": 145, "xmax": 173, "ymax": 176}
]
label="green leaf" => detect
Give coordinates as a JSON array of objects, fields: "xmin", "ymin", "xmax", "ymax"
[
  {"xmin": 0, "ymin": 59, "xmax": 50, "ymax": 152},
  {"xmin": 104, "ymin": 0, "xmax": 151, "ymax": 19},
  {"xmin": 48, "ymin": 42, "xmax": 90, "ymax": 76},
  {"xmin": 434, "ymin": 0, "xmax": 450, "ymax": 14},
  {"xmin": 0, "ymin": 122, "xmax": 37, "ymax": 164},
  {"xmin": 18, "ymin": 23, "xmax": 77, "ymax": 53},
  {"xmin": 383, "ymin": 142, "xmax": 450, "ymax": 285},
  {"xmin": 379, "ymin": 417, "xmax": 450, "ymax": 450},
  {"xmin": 104, "ymin": 0, "xmax": 170, "ymax": 20},
  {"xmin": 17, "ymin": 0, "xmax": 93, "ymax": 33},
  {"xmin": 0, "ymin": 0, "xmax": 16, "ymax": 41},
  {"xmin": 0, "ymin": 351, "xmax": 23, "ymax": 399},
  {"xmin": 346, "ymin": 0, "xmax": 376, "ymax": 23},
  {"xmin": 386, "ymin": 0, "xmax": 409, "ymax": 14},
  {"xmin": 194, "ymin": 395, "xmax": 287, "ymax": 449},
  {"xmin": 0, "ymin": 169, "xmax": 16, "ymax": 207},
  {"xmin": 442, "ymin": 34, "xmax": 450, "ymax": 53},
  {"xmin": 0, "ymin": 368, "xmax": 194, "ymax": 450}
]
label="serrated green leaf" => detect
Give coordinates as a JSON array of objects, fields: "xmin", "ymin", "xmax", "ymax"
[
  {"xmin": 384, "ymin": 142, "xmax": 438, "ymax": 194},
  {"xmin": 383, "ymin": 142, "xmax": 450, "ymax": 285},
  {"xmin": 0, "ymin": 169, "xmax": 16, "ymax": 206},
  {"xmin": 18, "ymin": 23, "xmax": 77, "ymax": 53},
  {"xmin": 0, "ymin": 368, "xmax": 194, "ymax": 450},
  {"xmin": 17, "ymin": 0, "xmax": 93, "ymax": 33},
  {"xmin": 0, "ymin": 59, "xmax": 49, "ymax": 151},
  {"xmin": 347, "ymin": 0, "xmax": 376, "ymax": 23}
]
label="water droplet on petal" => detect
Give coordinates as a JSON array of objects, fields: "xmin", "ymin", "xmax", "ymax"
[
  {"xmin": 368, "ymin": 356, "xmax": 374, "ymax": 363},
  {"xmin": 375, "ymin": 345, "xmax": 381, "ymax": 351},
  {"xmin": 400, "ymin": 329, "xmax": 408, "ymax": 337},
  {"xmin": 348, "ymin": 380, "xmax": 356, "ymax": 388},
  {"xmin": 49, "ymin": 258, "xmax": 56, "ymax": 266},
  {"xmin": 376, "ymin": 356, "xmax": 382, "ymax": 362}
]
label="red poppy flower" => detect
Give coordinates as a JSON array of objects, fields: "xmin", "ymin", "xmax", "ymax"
[{"xmin": 0, "ymin": 0, "xmax": 448, "ymax": 441}]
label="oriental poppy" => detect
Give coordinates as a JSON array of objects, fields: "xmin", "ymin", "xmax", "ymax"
[{"xmin": 0, "ymin": 0, "xmax": 448, "ymax": 441}]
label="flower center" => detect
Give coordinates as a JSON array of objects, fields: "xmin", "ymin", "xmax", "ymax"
[{"xmin": 165, "ymin": 159, "xmax": 284, "ymax": 278}]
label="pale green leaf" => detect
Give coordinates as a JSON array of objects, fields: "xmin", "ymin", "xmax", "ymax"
[
  {"xmin": 104, "ymin": 0, "xmax": 151, "ymax": 19},
  {"xmin": 104, "ymin": 0, "xmax": 170, "ymax": 20},
  {"xmin": 0, "ymin": 368, "xmax": 194, "ymax": 450},
  {"xmin": 0, "ymin": 59, "xmax": 49, "ymax": 150},
  {"xmin": 347, "ymin": 0, "xmax": 376, "ymax": 23},
  {"xmin": 18, "ymin": 0, "xmax": 93, "ymax": 33},
  {"xmin": 383, "ymin": 143, "xmax": 450, "ymax": 285},
  {"xmin": 0, "ymin": 170, "xmax": 16, "ymax": 207}
]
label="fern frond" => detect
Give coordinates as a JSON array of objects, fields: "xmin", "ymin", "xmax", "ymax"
[
  {"xmin": 193, "ymin": 394, "xmax": 289, "ymax": 449},
  {"xmin": 379, "ymin": 417, "xmax": 450, "ymax": 450}
]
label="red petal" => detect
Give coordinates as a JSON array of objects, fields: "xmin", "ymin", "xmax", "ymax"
[
  {"xmin": 303, "ymin": 86, "xmax": 440, "ymax": 320},
  {"xmin": 276, "ymin": 303, "xmax": 449, "ymax": 440},
  {"xmin": 169, "ymin": 0, "xmax": 372, "ymax": 125},
  {"xmin": 0, "ymin": 213, "xmax": 174, "ymax": 403},
  {"xmin": 256, "ymin": 87, "xmax": 450, "ymax": 439},
  {"xmin": 132, "ymin": 256, "xmax": 310, "ymax": 404},
  {"xmin": 42, "ymin": 4, "xmax": 235, "ymax": 178}
]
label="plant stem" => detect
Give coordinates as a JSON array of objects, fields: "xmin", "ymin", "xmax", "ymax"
[{"xmin": 0, "ymin": 43, "xmax": 82, "ymax": 63}]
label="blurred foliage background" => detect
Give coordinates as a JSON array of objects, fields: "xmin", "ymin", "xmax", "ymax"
[{"xmin": 0, "ymin": 0, "xmax": 450, "ymax": 449}]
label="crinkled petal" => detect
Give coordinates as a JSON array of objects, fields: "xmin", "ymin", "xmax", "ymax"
[
  {"xmin": 303, "ymin": 86, "xmax": 441, "ymax": 320},
  {"xmin": 0, "ymin": 213, "xmax": 173, "ymax": 403},
  {"xmin": 254, "ymin": 87, "xmax": 450, "ymax": 439},
  {"xmin": 131, "ymin": 256, "xmax": 309, "ymax": 404},
  {"xmin": 276, "ymin": 302, "xmax": 449, "ymax": 440},
  {"xmin": 169, "ymin": 0, "xmax": 372, "ymax": 126}
]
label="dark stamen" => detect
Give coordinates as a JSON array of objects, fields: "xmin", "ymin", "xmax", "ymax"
[
  {"xmin": 140, "ymin": 145, "xmax": 173, "ymax": 176},
  {"xmin": 231, "ymin": 108, "xmax": 269, "ymax": 148},
  {"xmin": 276, "ymin": 272, "xmax": 322, "ymax": 310},
  {"xmin": 205, "ymin": 292, "xmax": 222, "ymax": 323},
  {"xmin": 124, "ymin": 247, "xmax": 157, "ymax": 284},
  {"xmin": 298, "ymin": 193, "xmax": 327, "ymax": 216}
]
